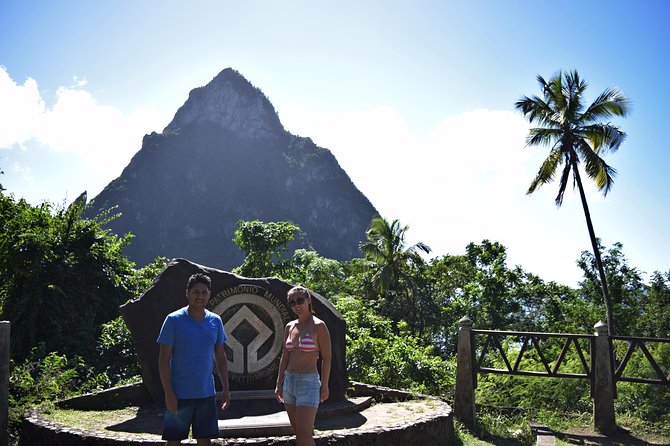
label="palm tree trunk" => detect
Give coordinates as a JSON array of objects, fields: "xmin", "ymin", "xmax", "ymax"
[{"xmin": 572, "ymin": 160, "xmax": 615, "ymax": 335}]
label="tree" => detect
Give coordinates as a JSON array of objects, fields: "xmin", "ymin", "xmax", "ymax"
[
  {"xmin": 232, "ymin": 220, "xmax": 301, "ymax": 278},
  {"xmin": 286, "ymin": 249, "xmax": 346, "ymax": 298},
  {"xmin": 96, "ymin": 256, "xmax": 169, "ymax": 384},
  {"xmin": 0, "ymin": 192, "xmax": 137, "ymax": 362},
  {"xmin": 462, "ymin": 240, "xmax": 524, "ymax": 330},
  {"xmin": 644, "ymin": 271, "xmax": 670, "ymax": 337},
  {"xmin": 360, "ymin": 217, "xmax": 431, "ymax": 296},
  {"xmin": 515, "ymin": 70, "xmax": 630, "ymax": 334},
  {"xmin": 422, "ymin": 253, "xmax": 475, "ymax": 353},
  {"xmin": 577, "ymin": 242, "xmax": 646, "ymax": 335},
  {"xmin": 359, "ymin": 217, "xmax": 431, "ymax": 330}
]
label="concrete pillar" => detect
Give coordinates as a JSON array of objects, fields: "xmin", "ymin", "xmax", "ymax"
[
  {"xmin": 0, "ymin": 321, "xmax": 9, "ymax": 446},
  {"xmin": 593, "ymin": 321, "xmax": 617, "ymax": 433},
  {"xmin": 454, "ymin": 316, "xmax": 476, "ymax": 429}
]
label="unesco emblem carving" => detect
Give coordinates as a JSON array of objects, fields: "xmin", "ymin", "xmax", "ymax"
[{"xmin": 208, "ymin": 285, "xmax": 290, "ymax": 384}]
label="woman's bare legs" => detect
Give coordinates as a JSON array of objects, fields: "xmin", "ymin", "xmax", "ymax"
[{"xmin": 285, "ymin": 404, "xmax": 318, "ymax": 446}]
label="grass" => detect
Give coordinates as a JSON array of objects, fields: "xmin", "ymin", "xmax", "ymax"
[
  {"xmin": 454, "ymin": 410, "xmax": 670, "ymax": 446},
  {"xmin": 44, "ymin": 407, "xmax": 161, "ymax": 439},
  {"xmin": 48, "ymin": 407, "xmax": 136, "ymax": 429}
]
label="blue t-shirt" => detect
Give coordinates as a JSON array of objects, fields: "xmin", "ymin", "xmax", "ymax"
[{"xmin": 157, "ymin": 308, "xmax": 227, "ymax": 399}]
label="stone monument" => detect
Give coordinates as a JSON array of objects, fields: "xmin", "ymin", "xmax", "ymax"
[{"xmin": 121, "ymin": 258, "xmax": 347, "ymax": 403}]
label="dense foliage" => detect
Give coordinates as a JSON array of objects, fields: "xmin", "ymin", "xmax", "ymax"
[
  {"xmin": 0, "ymin": 191, "xmax": 162, "ymax": 442},
  {"xmin": 0, "ymin": 193, "xmax": 137, "ymax": 362},
  {"xmin": 231, "ymin": 218, "xmax": 669, "ymax": 431},
  {"xmin": 2, "ymin": 191, "xmax": 669, "ymax": 442}
]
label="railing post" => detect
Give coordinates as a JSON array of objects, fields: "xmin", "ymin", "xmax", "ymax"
[
  {"xmin": 455, "ymin": 315, "xmax": 476, "ymax": 429},
  {"xmin": 0, "ymin": 321, "xmax": 10, "ymax": 446},
  {"xmin": 593, "ymin": 321, "xmax": 616, "ymax": 433}
]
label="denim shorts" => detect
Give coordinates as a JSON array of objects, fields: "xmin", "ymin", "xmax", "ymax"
[
  {"xmin": 162, "ymin": 395, "xmax": 219, "ymax": 441},
  {"xmin": 282, "ymin": 371, "xmax": 321, "ymax": 408}
]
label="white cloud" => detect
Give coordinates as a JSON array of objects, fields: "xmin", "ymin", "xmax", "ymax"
[
  {"xmin": 302, "ymin": 106, "xmax": 601, "ymax": 285},
  {"xmin": 39, "ymin": 86, "xmax": 161, "ymax": 170},
  {"xmin": 0, "ymin": 67, "xmax": 45, "ymax": 147},
  {"xmin": 0, "ymin": 66, "xmax": 170, "ymax": 198},
  {"xmin": 304, "ymin": 106, "xmax": 535, "ymax": 237},
  {"xmin": 12, "ymin": 162, "xmax": 31, "ymax": 174}
]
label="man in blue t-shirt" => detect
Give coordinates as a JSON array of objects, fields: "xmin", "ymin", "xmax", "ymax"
[{"xmin": 157, "ymin": 273, "xmax": 231, "ymax": 445}]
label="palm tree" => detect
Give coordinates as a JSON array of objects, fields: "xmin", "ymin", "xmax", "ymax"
[
  {"xmin": 360, "ymin": 216, "xmax": 431, "ymax": 298},
  {"xmin": 515, "ymin": 70, "xmax": 629, "ymax": 335}
]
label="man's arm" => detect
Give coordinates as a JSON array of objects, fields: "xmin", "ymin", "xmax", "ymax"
[
  {"xmin": 214, "ymin": 343, "xmax": 231, "ymax": 410},
  {"xmin": 158, "ymin": 343, "xmax": 178, "ymax": 413}
]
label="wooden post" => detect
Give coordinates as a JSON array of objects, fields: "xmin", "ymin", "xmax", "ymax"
[
  {"xmin": 593, "ymin": 321, "xmax": 616, "ymax": 433},
  {"xmin": 0, "ymin": 321, "xmax": 10, "ymax": 446},
  {"xmin": 454, "ymin": 316, "xmax": 476, "ymax": 429}
]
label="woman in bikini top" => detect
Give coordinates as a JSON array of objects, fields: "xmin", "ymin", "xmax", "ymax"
[
  {"xmin": 285, "ymin": 324, "xmax": 319, "ymax": 352},
  {"xmin": 274, "ymin": 285, "xmax": 332, "ymax": 446}
]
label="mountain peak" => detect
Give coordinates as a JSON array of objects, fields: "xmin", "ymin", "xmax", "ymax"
[
  {"xmin": 164, "ymin": 68, "xmax": 284, "ymax": 138},
  {"xmin": 87, "ymin": 68, "xmax": 378, "ymax": 269}
]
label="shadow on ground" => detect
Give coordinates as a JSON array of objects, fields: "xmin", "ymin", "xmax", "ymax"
[
  {"xmin": 106, "ymin": 405, "xmax": 164, "ymax": 435},
  {"xmin": 315, "ymin": 412, "xmax": 368, "ymax": 430},
  {"xmin": 558, "ymin": 428, "xmax": 670, "ymax": 446}
]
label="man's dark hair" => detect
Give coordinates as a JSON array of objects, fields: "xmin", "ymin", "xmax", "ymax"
[{"xmin": 187, "ymin": 273, "xmax": 211, "ymax": 290}]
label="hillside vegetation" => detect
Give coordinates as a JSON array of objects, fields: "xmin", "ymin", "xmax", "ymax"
[{"xmin": 1, "ymin": 192, "xmax": 668, "ymax": 445}]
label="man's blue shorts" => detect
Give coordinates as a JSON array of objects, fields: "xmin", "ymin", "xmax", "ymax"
[
  {"xmin": 282, "ymin": 371, "xmax": 321, "ymax": 408},
  {"xmin": 162, "ymin": 396, "xmax": 219, "ymax": 441}
]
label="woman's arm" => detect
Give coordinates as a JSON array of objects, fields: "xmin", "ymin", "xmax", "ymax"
[
  {"xmin": 317, "ymin": 321, "xmax": 332, "ymax": 403},
  {"xmin": 274, "ymin": 324, "xmax": 291, "ymax": 402}
]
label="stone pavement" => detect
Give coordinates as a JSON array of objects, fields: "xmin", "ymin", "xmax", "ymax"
[{"xmin": 218, "ymin": 396, "xmax": 373, "ymax": 437}]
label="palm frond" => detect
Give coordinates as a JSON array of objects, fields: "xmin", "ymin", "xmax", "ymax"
[
  {"xmin": 578, "ymin": 140, "xmax": 617, "ymax": 194},
  {"xmin": 515, "ymin": 95, "xmax": 558, "ymax": 127},
  {"xmin": 546, "ymin": 72, "xmax": 568, "ymax": 114},
  {"xmin": 580, "ymin": 124, "xmax": 627, "ymax": 154},
  {"xmin": 412, "ymin": 241, "xmax": 431, "ymax": 256},
  {"xmin": 580, "ymin": 88, "xmax": 630, "ymax": 123},
  {"xmin": 361, "ymin": 242, "xmax": 383, "ymax": 262},
  {"xmin": 527, "ymin": 148, "xmax": 562, "ymax": 194},
  {"xmin": 563, "ymin": 70, "xmax": 587, "ymax": 123},
  {"xmin": 555, "ymin": 158, "xmax": 574, "ymax": 206},
  {"xmin": 526, "ymin": 127, "xmax": 562, "ymax": 147}
]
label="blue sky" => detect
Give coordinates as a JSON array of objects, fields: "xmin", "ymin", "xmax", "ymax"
[{"xmin": 1, "ymin": 0, "xmax": 669, "ymax": 286}]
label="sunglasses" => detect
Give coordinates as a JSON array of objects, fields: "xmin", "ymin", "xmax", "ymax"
[{"xmin": 288, "ymin": 296, "xmax": 306, "ymax": 307}]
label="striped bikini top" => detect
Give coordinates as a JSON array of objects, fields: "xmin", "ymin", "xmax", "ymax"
[{"xmin": 285, "ymin": 325, "xmax": 319, "ymax": 352}]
